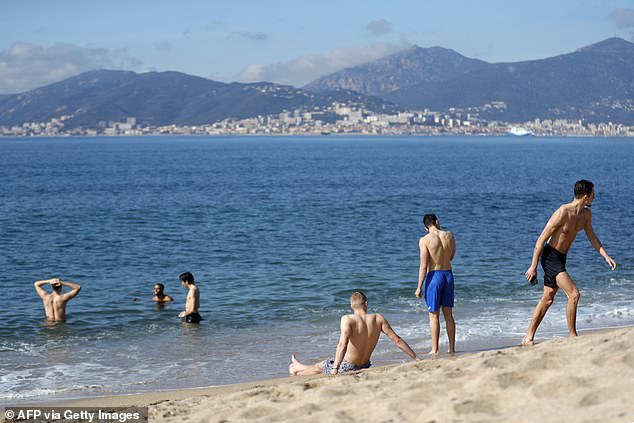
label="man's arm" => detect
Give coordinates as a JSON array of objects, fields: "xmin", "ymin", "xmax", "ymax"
[
  {"xmin": 34, "ymin": 278, "xmax": 58, "ymax": 299},
  {"xmin": 525, "ymin": 209, "xmax": 564, "ymax": 283},
  {"xmin": 61, "ymin": 280, "xmax": 81, "ymax": 300},
  {"xmin": 584, "ymin": 212, "xmax": 617, "ymax": 270},
  {"xmin": 179, "ymin": 290, "xmax": 196, "ymax": 317},
  {"xmin": 449, "ymin": 232, "xmax": 456, "ymax": 261},
  {"xmin": 379, "ymin": 315, "xmax": 419, "ymax": 360},
  {"xmin": 416, "ymin": 238, "xmax": 429, "ymax": 298},
  {"xmin": 331, "ymin": 317, "xmax": 352, "ymax": 374}
]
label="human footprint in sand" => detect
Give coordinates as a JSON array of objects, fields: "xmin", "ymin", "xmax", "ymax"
[
  {"xmin": 415, "ymin": 214, "xmax": 456, "ymax": 355},
  {"xmin": 522, "ymin": 180, "xmax": 617, "ymax": 346},
  {"xmin": 289, "ymin": 291, "xmax": 420, "ymax": 376}
]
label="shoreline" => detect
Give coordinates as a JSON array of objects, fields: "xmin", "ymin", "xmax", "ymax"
[{"xmin": 16, "ymin": 324, "xmax": 632, "ymax": 422}]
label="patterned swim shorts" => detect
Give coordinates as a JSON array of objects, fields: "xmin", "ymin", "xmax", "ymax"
[{"xmin": 321, "ymin": 358, "xmax": 371, "ymax": 374}]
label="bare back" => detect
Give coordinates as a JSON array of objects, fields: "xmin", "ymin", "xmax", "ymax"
[
  {"xmin": 421, "ymin": 229, "xmax": 455, "ymax": 271},
  {"xmin": 341, "ymin": 313, "xmax": 382, "ymax": 365},
  {"xmin": 546, "ymin": 204, "xmax": 590, "ymax": 253},
  {"xmin": 41, "ymin": 293, "xmax": 70, "ymax": 322}
]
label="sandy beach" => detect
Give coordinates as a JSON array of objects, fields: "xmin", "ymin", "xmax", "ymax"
[{"xmin": 57, "ymin": 325, "xmax": 634, "ymax": 423}]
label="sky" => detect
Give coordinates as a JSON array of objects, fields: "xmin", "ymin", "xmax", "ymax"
[{"xmin": 1, "ymin": 0, "xmax": 634, "ymax": 94}]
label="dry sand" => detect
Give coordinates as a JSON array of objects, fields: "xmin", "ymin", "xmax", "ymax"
[{"xmin": 64, "ymin": 326, "xmax": 634, "ymax": 423}]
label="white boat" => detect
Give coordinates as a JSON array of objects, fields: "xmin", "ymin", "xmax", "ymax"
[{"xmin": 508, "ymin": 127, "xmax": 533, "ymax": 136}]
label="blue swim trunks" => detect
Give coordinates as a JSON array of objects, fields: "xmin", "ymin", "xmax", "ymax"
[{"xmin": 424, "ymin": 270, "xmax": 454, "ymax": 312}]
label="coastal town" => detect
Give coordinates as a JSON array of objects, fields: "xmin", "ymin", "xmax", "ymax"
[{"xmin": 2, "ymin": 101, "xmax": 634, "ymax": 137}]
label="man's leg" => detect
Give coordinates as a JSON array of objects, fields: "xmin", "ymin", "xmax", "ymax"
[
  {"xmin": 522, "ymin": 285, "xmax": 557, "ymax": 345},
  {"xmin": 555, "ymin": 272, "xmax": 580, "ymax": 337},
  {"xmin": 441, "ymin": 306, "xmax": 455, "ymax": 354},
  {"xmin": 429, "ymin": 311, "xmax": 440, "ymax": 354},
  {"xmin": 289, "ymin": 354, "xmax": 324, "ymax": 376}
]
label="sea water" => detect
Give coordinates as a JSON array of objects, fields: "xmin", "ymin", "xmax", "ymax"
[{"xmin": 1, "ymin": 136, "xmax": 632, "ymax": 402}]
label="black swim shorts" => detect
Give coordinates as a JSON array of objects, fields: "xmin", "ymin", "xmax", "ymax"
[
  {"xmin": 541, "ymin": 243, "xmax": 567, "ymax": 288},
  {"xmin": 184, "ymin": 312, "xmax": 202, "ymax": 323}
]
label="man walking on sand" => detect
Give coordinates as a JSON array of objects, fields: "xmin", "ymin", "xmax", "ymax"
[
  {"xmin": 34, "ymin": 277, "xmax": 81, "ymax": 322},
  {"xmin": 416, "ymin": 214, "xmax": 456, "ymax": 355},
  {"xmin": 522, "ymin": 180, "xmax": 616, "ymax": 346},
  {"xmin": 289, "ymin": 291, "xmax": 420, "ymax": 376}
]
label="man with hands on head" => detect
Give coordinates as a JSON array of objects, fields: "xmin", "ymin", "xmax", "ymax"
[{"xmin": 34, "ymin": 277, "xmax": 81, "ymax": 322}]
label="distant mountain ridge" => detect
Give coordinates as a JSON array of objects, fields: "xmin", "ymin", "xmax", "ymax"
[
  {"xmin": 304, "ymin": 45, "xmax": 489, "ymax": 96},
  {"xmin": 0, "ymin": 70, "xmax": 398, "ymax": 128},
  {"xmin": 304, "ymin": 37, "xmax": 634, "ymax": 124},
  {"xmin": 1, "ymin": 37, "xmax": 633, "ymax": 128}
]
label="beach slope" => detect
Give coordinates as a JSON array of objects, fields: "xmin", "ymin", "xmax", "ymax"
[{"xmin": 73, "ymin": 326, "xmax": 634, "ymax": 423}]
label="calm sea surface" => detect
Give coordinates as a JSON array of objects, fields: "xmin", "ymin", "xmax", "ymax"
[{"xmin": 1, "ymin": 136, "xmax": 632, "ymax": 402}]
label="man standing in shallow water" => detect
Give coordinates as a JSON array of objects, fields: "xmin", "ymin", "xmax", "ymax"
[
  {"xmin": 178, "ymin": 272, "xmax": 201, "ymax": 323},
  {"xmin": 522, "ymin": 180, "xmax": 617, "ymax": 346},
  {"xmin": 415, "ymin": 214, "xmax": 456, "ymax": 355},
  {"xmin": 34, "ymin": 277, "xmax": 81, "ymax": 322}
]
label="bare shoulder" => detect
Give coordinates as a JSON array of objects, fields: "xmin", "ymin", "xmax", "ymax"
[
  {"xmin": 341, "ymin": 314, "xmax": 354, "ymax": 323},
  {"xmin": 581, "ymin": 207, "xmax": 593, "ymax": 222},
  {"xmin": 550, "ymin": 205, "xmax": 569, "ymax": 222}
]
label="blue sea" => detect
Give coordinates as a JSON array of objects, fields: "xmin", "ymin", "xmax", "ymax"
[{"xmin": 1, "ymin": 136, "xmax": 632, "ymax": 403}]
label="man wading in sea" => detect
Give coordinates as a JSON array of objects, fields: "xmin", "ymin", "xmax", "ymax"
[
  {"xmin": 522, "ymin": 180, "xmax": 617, "ymax": 346},
  {"xmin": 415, "ymin": 214, "xmax": 457, "ymax": 355},
  {"xmin": 289, "ymin": 291, "xmax": 420, "ymax": 375},
  {"xmin": 34, "ymin": 278, "xmax": 81, "ymax": 322},
  {"xmin": 152, "ymin": 283, "xmax": 174, "ymax": 302},
  {"xmin": 178, "ymin": 272, "xmax": 202, "ymax": 323}
]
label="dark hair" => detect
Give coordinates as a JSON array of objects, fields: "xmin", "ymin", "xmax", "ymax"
[
  {"xmin": 574, "ymin": 180, "xmax": 594, "ymax": 199},
  {"xmin": 179, "ymin": 272, "xmax": 195, "ymax": 284},
  {"xmin": 423, "ymin": 214, "xmax": 439, "ymax": 229},
  {"xmin": 155, "ymin": 283, "xmax": 165, "ymax": 290}
]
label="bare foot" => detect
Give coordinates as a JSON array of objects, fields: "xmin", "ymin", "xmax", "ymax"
[
  {"xmin": 289, "ymin": 354, "xmax": 299, "ymax": 376},
  {"xmin": 448, "ymin": 349, "xmax": 456, "ymax": 355},
  {"xmin": 428, "ymin": 350, "xmax": 439, "ymax": 356},
  {"xmin": 520, "ymin": 336, "xmax": 534, "ymax": 346}
]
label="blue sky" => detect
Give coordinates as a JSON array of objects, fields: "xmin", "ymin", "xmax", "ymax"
[{"xmin": 1, "ymin": 0, "xmax": 634, "ymax": 93}]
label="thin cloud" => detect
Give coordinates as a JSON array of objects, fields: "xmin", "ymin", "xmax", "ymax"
[
  {"xmin": 366, "ymin": 19, "xmax": 393, "ymax": 36},
  {"xmin": 236, "ymin": 42, "xmax": 408, "ymax": 87},
  {"xmin": 153, "ymin": 41, "xmax": 172, "ymax": 52},
  {"xmin": 608, "ymin": 8, "xmax": 634, "ymax": 28},
  {"xmin": 237, "ymin": 32, "xmax": 269, "ymax": 41},
  {"xmin": 0, "ymin": 42, "xmax": 141, "ymax": 94},
  {"xmin": 203, "ymin": 20, "xmax": 226, "ymax": 31}
]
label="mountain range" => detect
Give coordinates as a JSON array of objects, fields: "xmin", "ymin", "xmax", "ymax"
[
  {"xmin": 1, "ymin": 37, "xmax": 633, "ymax": 128},
  {"xmin": 305, "ymin": 37, "xmax": 634, "ymax": 124},
  {"xmin": 0, "ymin": 71, "xmax": 397, "ymax": 129}
]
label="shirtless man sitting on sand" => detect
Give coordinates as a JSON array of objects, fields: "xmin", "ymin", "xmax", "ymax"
[
  {"xmin": 34, "ymin": 277, "xmax": 81, "ymax": 322},
  {"xmin": 415, "ymin": 214, "xmax": 456, "ymax": 355},
  {"xmin": 289, "ymin": 291, "xmax": 420, "ymax": 376}
]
